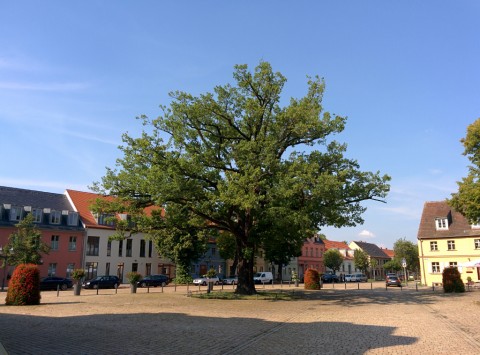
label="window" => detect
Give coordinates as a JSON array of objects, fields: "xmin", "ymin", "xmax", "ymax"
[
  {"xmin": 48, "ymin": 263, "xmax": 57, "ymax": 276},
  {"xmin": 126, "ymin": 239, "xmax": 132, "ymax": 257},
  {"xmin": 447, "ymin": 240, "xmax": 455, "ymax": 250},
  {"xmin": 148, "ymin": 241, "xmax": 153, "ymax": 258},
  {"xmin": 10, "ymin": 206, "xmax": 23, "ymax": 221},
  {"xmin": 50, "ymin": 210, "xmax": 61, "ymax": 224},
  {"xmin": 211, "ymin": 247, "xmax": 216, "ymax": 256},
  {"xmin": 66, "ymin": 263, "xmax": 74, "ymax": 278},
  {"xmin": 96, "ymin": 213, "xmax": 115, "ymax": 226},
  {"xmin": 107, "ymin": 240, "xmax": 112, "ymax": 257},
  {"xmin": 430, "ymin": 241, "xmax": 438, "ymax": 251},
  {"xmin": 51, "ymin": 235, "xmax": 59, "ymax": 250},
  {"xmin": 86, "ymin": 262, "xmax": 98, "ymax": 280},
  {"xmin": 32, "ymin": 208, "xmax": 43, "ymax": 223},
  {"xmin": 86, "ymin": 236, "xmax": 100, "ymax": 256},
  {"xmin": 68, "ymin": 236, "xmax": 77, "ymax": 251},
  {"xmin": 449, "ymin": 262, "xmax": 458, "ymax": 268},
  {"xmin": 140, "ymin": 240, "xmax": 146, "ymax": 258},
  {"xmin": 132, "ymin": 263, "xmax": 138, "ymax": 273},
  {"xmin": 67, "ymin": 212, "xmax": 79, "ymax": 226},
  {"xmin": 475, "ymin": 239, "xmax": 480, "ymax": 249},
  {"xmin": 432, "ymin": 262, "xmax": 440, "ymax": 273},
  {"xmin": 118, "ymin": 240, "xmax": 123, "ymax": 257},
  {"xmin": 145, "ymin": 263, "xmax": 151, "ymax": 276},
  {"xmin": 435, "ymin": 217, "xmax": 448, "ymax": 230},
  {"xmin": 106, "ymin": 262, "xmax": 110, "ymax": 276}
]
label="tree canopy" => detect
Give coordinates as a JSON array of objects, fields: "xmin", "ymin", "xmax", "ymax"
[
  {"xmin": 92, "ymin": 61, "xmax": 390, "ymax": 294},
  {"xmin": 4, "ymin": 214, "xmax": 50, "ymax": 266},
  {"xmin": 353, "ymin": 249, "xmax": 369, "ymax": 273},
  {"xmin": 449, "ymin": 118, "xmax": 480, "ymax": 222},
  {"xmin": 392, "ymin": 238, "xmax": 419, "ymax": 274},
  {"xmin": 323, "ymin": 249, "xmax": 344, "ymax": 273}
]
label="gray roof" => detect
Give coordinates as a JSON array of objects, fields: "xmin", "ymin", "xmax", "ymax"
[
  {"xmin": 0, "ymin": 186, "xmax": 72, "ymax": 211},
  {"xmin": 353, "ymin": 241, "xmax": 390, "ymax": 259}
]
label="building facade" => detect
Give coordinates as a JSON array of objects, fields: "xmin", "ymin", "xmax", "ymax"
[
  {"xmin": 66, "ymin": 189, "xmax": 175, "ymax": 282},
  {"xmin": 417, "ymin": 201, "xmax": 480, "ymax": 286},
  {"xmin": 0, "ymin": 186, "xmax": 85, "ymax": 280}
]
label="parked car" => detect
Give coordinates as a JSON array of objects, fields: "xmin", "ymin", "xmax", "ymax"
[
  {"xmin": 350, "ymin": 273, "xmax": 368, "ymax": 282},
  {"xmin": 222, "ymin": 276, "xmax": 238, "ymax": 285},
  {"xmin": 321, "ymin": 273, "xmax": 339, "ymax": 283},
  {"xmin": 40, "ymin": 277, "xmax": 73, "ymax": 291},
  {"xmin": 83, "ymin": 275, "xmax": 121, "ymax": 289},
  {"xmin": 344, "ymin": 274, "xmax": 352, "ymax": 282},
  {"xmin": 193, "ymin": 276, "xmax": 220, "ymax": 286},
  {"xmin": 386, "ymin": 275, "xmax": 402, "ymax": 287},
  {"xmin": 137, "ymin": 274, "xmax": 169, "ymax": 288},
  {"xmin": 254, "ymin": 272, "xmax": 273, "ymax": 284}
]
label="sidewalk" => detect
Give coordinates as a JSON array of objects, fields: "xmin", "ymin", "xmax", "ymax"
[{"xmin": 0, "ymin": 284, "xmax": 479, "ymax": 354}]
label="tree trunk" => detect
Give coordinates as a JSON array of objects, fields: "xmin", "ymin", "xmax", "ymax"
[
  {"xmin": 234, "ymin": 232, "xmax": 256, "ymax": 295},
  {"xmin": 276, "ymin": 263, "xmax": 283, "ymax": 282}
]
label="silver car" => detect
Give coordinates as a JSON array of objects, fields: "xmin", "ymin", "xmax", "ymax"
[{"xmin": 350, "ymin": 273, "xmax": 367, "ymax": 282}]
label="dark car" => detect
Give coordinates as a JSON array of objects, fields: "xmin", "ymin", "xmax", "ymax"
[
  {"xmin": 83, "ymin": 275, "xmax": 121, "ymax": 289},
  {"xmin": 137, "ymin": 274, "xmax": 169, "ymax": 288},
  {"xmin": 321, "ymin": 273, "xmax": 339, "ymax": 283},
  {"xmin": 386, "ymin": 275, "xmax": 402, "ymax": 287},
  {"xmin": 40, "ymin": 277, "xmax": 73, "ymax": 291}
]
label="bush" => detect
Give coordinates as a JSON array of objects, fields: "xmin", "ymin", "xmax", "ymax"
[
  {"xmin": 442, "ymin": 267, "xmax": 465, "ymax": 293},
  {"xmin": 5, "ymin": 264, "xmax": 41, "ymax": 305},
  {"xmin": 304, "ymin": 269, "xmax": 320, "ymax": 290},
  {"xmin": 71, "ymin": 269, "xmax": 85, "ymax": 281},
  {"xmin": 126, "ymin": 271, "xmax": 142, "ymax": 284}
]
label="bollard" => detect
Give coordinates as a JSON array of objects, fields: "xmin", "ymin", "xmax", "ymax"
[
  {"xmin": 357, "ymin": 282, "xmax": 359, "ymax": 290},
  {"xmin": 370, "ymin": 282, "xmax": 372, "ymax": 290},
  {"xmin": 57, "ymin": 284, "xmax": 60, "ymax": 297},
  {"xmin": 416, "ymin": 282, "xmax": 418, "ymax": 291},
  {"xmin": 96, "ymin": 287, "xmax": 99, "ymax": 295},
  {"xmin": 147, "ymin": 284, "xmax": 150, "ymax": 294},
  {"xmin": 344, "ymin": 282, "xmax": 346, "ymax": 290},
  {"xmin": 161, "ymin": 284, "xmax": 164, "ymax": 293},
  {"xmin": 115, "ymin": 283, "xmax": 118, "ymax": 294}
]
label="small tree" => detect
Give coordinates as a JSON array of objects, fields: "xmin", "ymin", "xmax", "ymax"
[
  {"xmin": 5, "ymin": 263, "xmax": 41, "ymax": 305},
  {"xmin": 442, "ymin": 267, "xmax": 465, "ymax": 293},
  {"xmin": 324, "ymin": 249, "xmax": 344, "ymax": 274},
  {"xmin": 304, "ymin": 269, "xmax": 320, "ymax": 290},
  {"xmin": 5, "ymin": 214, "xmax": 50, "ymax": 266},
  {"xmin": 353, "ymin": 249, "xmax": 369, "ymax": 274}
]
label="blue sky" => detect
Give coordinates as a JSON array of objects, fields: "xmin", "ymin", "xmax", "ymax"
[{"xmin": 1, "ymin": 1, "xmax": 479, "ymax": 248}]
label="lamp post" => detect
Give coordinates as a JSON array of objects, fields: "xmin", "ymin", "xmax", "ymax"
[{"xmin": 0, "ymin": 246, "xmax": 14, "ymax": 292}]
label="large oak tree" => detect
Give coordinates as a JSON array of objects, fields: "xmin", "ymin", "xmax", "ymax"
[{"xmin": 93, "ymin": 61, "xmax": 390, "ymax": 294}]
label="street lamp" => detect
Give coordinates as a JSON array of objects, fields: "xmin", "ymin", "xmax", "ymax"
[{"xmin": 0, "ymin": 246, "xmax": 14, "ymax": 292}]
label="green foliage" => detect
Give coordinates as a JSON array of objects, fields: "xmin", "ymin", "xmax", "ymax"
[
  {"xmin": 449, "ymin": 118, "xmax": 480, "ymax": 221},
  {"xmin": 4, "ymin": 214, "xmax": 50, "ymax": 266},
  {"xmin": 126, "ymin": 271, "xmax": 142, "ymax": 284},
  {"xmin": 205, "ymin": 268, "xmax": 217, "ymax": 278},
  {"xmin": 5, "ymin": 264, "xmax": 41, "ymax": 305},
  {"xmin": 304, "ymin": 269, "xmax": 320, "ymax": 290},
  {"xmin": 442, "ymin": 267, "xmax": 465, "ymax": 293},
  {"xmin": 92, "ymin": 61, "xmax": 390, "ymax": 295},
  {"xmin": 383, "ymin": 259, "xmax": 402, "ymax": 272},
  {"xmin": 393, "ymin": 238, "xmax": 419, "ymax": 273},
  {"xmin": 353, "ymin": 249, "xmax": 369, "ymax": 273},
  {"xmin": 324, "ymin": 249, "xmax": 344, "ymax": 273},
  {"xmin": 71, "ymin": 269, "xmax": 86, "ymax": 281}
]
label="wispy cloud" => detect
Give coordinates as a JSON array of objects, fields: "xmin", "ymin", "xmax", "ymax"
[{"xmin": 0, "ymin": 81, "xmax": 89, "ymax": 91}]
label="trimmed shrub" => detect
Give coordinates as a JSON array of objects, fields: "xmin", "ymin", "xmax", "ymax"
[
  {"xmin": 5, "ymin": 263, "xmax": 41, "ymax": 305},
  {"xmin": 442, "ymin": 267, "xmax": 465, "ymax": 293},
  {"xmin": 304, "ymin": 269, "xmax": 320, "ymax": 290}
]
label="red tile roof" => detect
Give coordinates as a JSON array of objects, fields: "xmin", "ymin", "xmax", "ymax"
[{"xmin": 323, "ymin": 240, "xmax": 349, "ymax": 250}]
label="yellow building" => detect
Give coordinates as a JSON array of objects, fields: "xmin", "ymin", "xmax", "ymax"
[{"xmin": 417, "ymin": 201, "xmax": 480, "ymax": 286}]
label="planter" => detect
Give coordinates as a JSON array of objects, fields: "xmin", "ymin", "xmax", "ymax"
[
  {"xmin": 73, "ymin": 283, "xmax": 82, "ymax": 296},
  {"xmin": 130, "ymin": 284, "xmax": 137, "ymax": 294}
]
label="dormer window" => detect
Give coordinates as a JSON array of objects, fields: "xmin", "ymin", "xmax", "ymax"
[
  {"xmin": 9, "ymin": 206, "xmax": 23, "ymax": 221},
  {"xmin": 50, "ymin": 210, "xmax": 61, "ymax": 224},
  {"xmin": 32, "ymin": 208, "xmax": 43, "ymax": 223},
  {"xmin": 94, "ymin": 212, "xmax": 115, "ymax": 226},
  {"xmin": 67, "ymin": 212, "xmax": 79, "ymax": 226},
  {"xmin": 435, "ymin": 217, "xmax": 448, "ymax": 230}
]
